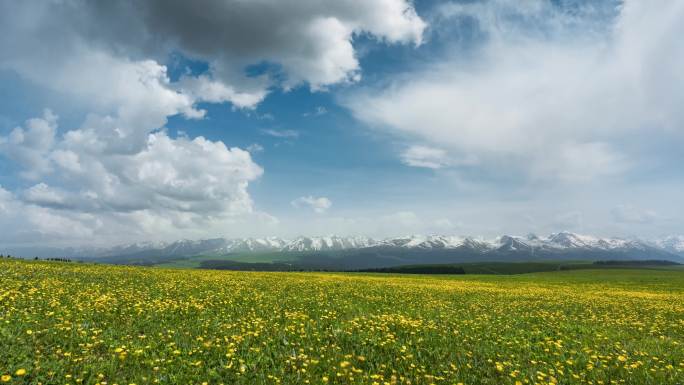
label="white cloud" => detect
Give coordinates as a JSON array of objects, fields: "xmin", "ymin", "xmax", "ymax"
[
  {"xmin": 400, "ymin": 145, "xmax": 478, "ymax": 169},
  {"xmin": 0, "ymin": 0, "xmax": 421, "ymax": 244},
  {"xmin": 0, "ymin": 186, "xmax": 101, "ymax": 244},
  {"xmin": 246, "ymin": 143, "xmax": 265, "ymax": 153},
  {"xmin": 177, "ymin": 75, "xmax": 268, "ymax": 109},
  {"xmin": 345, "ymin": 0, "xmax": 684, "ymax": 183},
  {"xmin": 23, "ymin": 183, "xmax": 68, "ymax": 207},
  {"xmin": 51, "ymin": 150, "xmax": 82, "ymax": 174},
  {"xmin": 2, "ymin": 110, "xmax": 58, "ymax": 179},
  {"xmin": 530, "ymin": 142, "xmax": 628, "ymax": 183},
  {"xmin": 291, "ymin": 196, "xmax": 332, "ymax": 214},
  {"xmin": 401, "ymin": 145, "xmax": 450, "ymax": 169},
  {"xmin": 261, "ymin": 129, "xmax": 300, "ymax": 139},
  {"xmin": 0, "ymin": 111, "xmax": 269, "ymax": 245},
  {"xmin": 303, "ymin": 106, "xmax": 328, "ymax": 117}
]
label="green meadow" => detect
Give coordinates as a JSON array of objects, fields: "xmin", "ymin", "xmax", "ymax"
[{"xmin": 1, "ymin": 259, "xmax": 682, "ymax": 385}]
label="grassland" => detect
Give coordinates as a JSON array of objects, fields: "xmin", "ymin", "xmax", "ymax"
[
  {"xmin": 156, "ymin": 252, "xmax": 299, "ymax": 269},
  {"xmin": 359, "ymin": 260, "xmax": 684, "ymax": 275},
  {"xmin": 1, "ymin": 259, "xmax": 683, "ymax": 385}
]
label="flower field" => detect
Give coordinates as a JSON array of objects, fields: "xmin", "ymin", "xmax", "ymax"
[{"xmin": 1, "ymin": 259, "xmax": 682, "ymax": 385}]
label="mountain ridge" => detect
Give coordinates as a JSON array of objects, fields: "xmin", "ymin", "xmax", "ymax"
[{"xmin": 5, "ymin": 232, "xmax": 684, "ymax": 263}]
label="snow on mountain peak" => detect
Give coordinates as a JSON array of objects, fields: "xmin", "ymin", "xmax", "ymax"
[
  {"xmin": 656, "ymin": 235, "xmax": 684, "ymax": 252},
  {"xmin": 89, "ymin": 232, "xmax": 684, "ymax": 259},
  {"xmin": 281, "ymin": 235, "xmax": 377, "ymax": 252}
]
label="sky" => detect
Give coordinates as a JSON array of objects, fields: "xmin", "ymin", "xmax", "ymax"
[{"xmin": 0, "ymin": 0, "xmax": 683, "ymax": 247}]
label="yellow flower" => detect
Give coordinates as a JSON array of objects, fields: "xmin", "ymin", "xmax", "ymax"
[
  {"xmin": 1, "ymin": 375, "xmax": 11, "ymax": 382},
  {"xmin": 15, "ymin": 368, "xmax": 27, "ymax": 376}
]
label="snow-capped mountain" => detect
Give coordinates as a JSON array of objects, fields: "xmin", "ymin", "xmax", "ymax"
[
  {"xmin": 217, "ymin": 237, "xmax": 290, "ymax": 253},
  {"xmin": 282, "ymin": 236, "xmax": 376, "ymax": 252},
  {"xmin": 6, "ymin": 232, "xmax": 683, "ymax": 263},
  {"xmin": 127, "ymin": 233, "xmax": 678, "ymax": 257},
  {"xmin": 544, "ymin": 232, "xmax": 647, "ymax": 251},
  {"xmin": 547, "ymin": 232, "xmax": 598, "ymax": 248},
  {"xmin": 376, "ymin": 235, "xmax": 473, "ymax": 249},
  {"xmin": 655, "ymin": 235, "xmax": 684, "ymax": 254}
]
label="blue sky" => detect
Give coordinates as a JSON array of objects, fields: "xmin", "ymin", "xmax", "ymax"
[{"xmin": 1, "ymin": 0, "xmax": 683, "ymax": 246}]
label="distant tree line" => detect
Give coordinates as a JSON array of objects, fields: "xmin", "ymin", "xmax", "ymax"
[
  {"xmin": 0, "ymin": 254, "xmax": 73, "ymax": 262},
  {"xmin": 355, "ymin": 265, "xmax": 467, "ymax": 275},
  {"xmin": 593, "ymin": 259, "xmax": 680, "ymax": 266}
]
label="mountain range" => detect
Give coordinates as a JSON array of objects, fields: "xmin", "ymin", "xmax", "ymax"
[{"xmin": 7, "ymin": 232, "xmax": 684, "ymax": 266}]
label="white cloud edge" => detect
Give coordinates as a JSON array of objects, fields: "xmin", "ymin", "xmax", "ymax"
[{"xmin": 291, "ymin": 196, "xmax": 332, "ymax": 214}]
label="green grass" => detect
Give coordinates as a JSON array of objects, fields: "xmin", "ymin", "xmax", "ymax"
[
  {"xmin": 156, "ymin": 252, "xmax": 300, "ymax": 268},
  {"xmin": 1, "ymin": 259, "xmax": 682, "ymax": 384},
  {"xmin": 351, "ymin": 261, "xmax": 683, "ymax": 275}
]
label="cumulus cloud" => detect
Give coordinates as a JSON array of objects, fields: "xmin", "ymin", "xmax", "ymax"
[
  {"xmin": 176, "ymin": 75, "xmax": 267, "ymax": 109},
  {"xmin": 0, "ymin": 186, "xmax": 102, "ymax": 244},
  {"xmin": 0, "ymin": 0, "xmax": 426, "ymax": 244},
  {"xmin": 291, "ymin": 196, "xmax": 332, "ymax": 214},
  {"xmin": 1, "ymin": 110, "xmax": 58, "ymax": 179},
  {"xmin": 0, "ymin": 112, "xmax": 268, "ymax": 245},
  {"xmin": 0, "ymin": 0, "xmax": 425, "ymax": 106},
  {"xmin": 345, "ymin": 0, "xmax": 684, "ymax": 184},
  {"xmin": 23, "ymin": 183, "xmax": 69, "ymax": 208}
]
